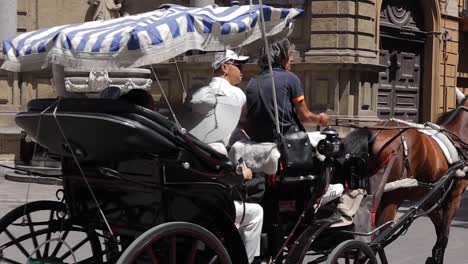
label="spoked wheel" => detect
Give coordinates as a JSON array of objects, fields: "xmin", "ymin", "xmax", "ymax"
[
  {"xmin": 326, "ymin": 240, "xmax": 377, "ymax": 264},
  {"xmin": 0, "ymin": 200, "xmax": 104, "ymax": 264},
  {"xmin": 117, "ymin": 222, "xmax": 232, "ymax": 264}
]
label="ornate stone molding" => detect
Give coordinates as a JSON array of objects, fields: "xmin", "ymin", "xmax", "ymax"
[
  {"xmin": 65, "ymin": 77, "xmax": 152, "ymax": 93},
  {"xmin": 380, "ymin": 0, "xmax": 423, "ymax": 32},
  {"xmin": 64, "ymin": 68, "xmax": 153, "ymax": 93}
]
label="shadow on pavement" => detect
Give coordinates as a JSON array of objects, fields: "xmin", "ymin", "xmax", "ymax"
[{"xmin": 395, "ymin": 192, "xmax": 468, "ymax": 228}]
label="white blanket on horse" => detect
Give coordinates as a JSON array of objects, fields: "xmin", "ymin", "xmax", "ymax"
[
  {"xmin": 228, "ymin": 132, "xmax": 325, "ymax": 175},
  {"xmin": 390, "ymin": 119, "xmax": 459, "ymax": 164}
]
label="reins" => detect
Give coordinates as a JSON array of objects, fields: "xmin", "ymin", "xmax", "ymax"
[{"xmin": 337, "ymin": 123, "xmax": 423, "ymax": 130}]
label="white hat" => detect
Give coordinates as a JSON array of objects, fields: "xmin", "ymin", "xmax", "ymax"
[{"xmin": 212, "ymin": 50, "xmax": 249, "ymax": 70}]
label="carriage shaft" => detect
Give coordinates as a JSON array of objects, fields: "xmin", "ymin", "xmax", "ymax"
[{"xmin": 370, "ymin": 162, "xmax": 463, "ymax": 249}]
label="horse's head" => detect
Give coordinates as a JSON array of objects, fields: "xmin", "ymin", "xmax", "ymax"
[
  {"xmin": 456, "ymin": 87, "xmax": 467, "ymax": 105},
  {"xmin": 438, "ymin": 88, "xmax": 467, "ymax": 146}
]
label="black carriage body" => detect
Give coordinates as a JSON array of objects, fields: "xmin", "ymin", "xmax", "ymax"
[
  {"xmin": 61, "ymin": 160, "xmax": 237, "ymax": 236},
  {"xmin": 15, "ymin": 98, "xmax": 248, "ymax": 263}
]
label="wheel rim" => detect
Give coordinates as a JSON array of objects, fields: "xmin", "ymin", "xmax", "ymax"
[
  {"xmin": 327, "ymin": 240, "xmax": 377, "ymax": 264},
  {"xmin": 0, "ymin": 201, "xmax": 104, "ymax": 264},
  {"xmin": 332, "ymin": 252, "xmax": 372, "ymax": 264},
  {"xmin": 129, "ymin": 229, "xmax": 229, "ymax": 264}
]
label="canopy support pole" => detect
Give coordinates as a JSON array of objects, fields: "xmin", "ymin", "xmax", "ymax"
[
  {"xmin": 258, "ymin": 0, "xmax": 281, "ymax": 135},
  {"xmin": 52, "ymin": 64, "xmax": 70, "ymax": 97}
]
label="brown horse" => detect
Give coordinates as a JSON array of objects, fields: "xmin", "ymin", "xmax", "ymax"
[{"xmin": 343, "ymin": 92, "xmax": 467, "ymax": 264}]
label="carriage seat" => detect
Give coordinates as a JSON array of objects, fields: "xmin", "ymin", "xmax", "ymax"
[
  {"xmin": 27, "ymin": 98, "xmax": 175, "ymax": 131},
  {"xmin": 19, "ymin": 98, "xmax": 232, "ymax": 164},
  {"xmin": 228, "ymin": 132, "xmax": 326, "ymax": 175}
]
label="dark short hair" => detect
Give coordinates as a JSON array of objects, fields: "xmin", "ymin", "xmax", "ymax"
[
  {"xmin": 120, "ymin": 89, "xmax": 155, "ymax": 109},
  {"xmin": 258, "ymin": 38, "xmax": 291, "ymax": 68}
]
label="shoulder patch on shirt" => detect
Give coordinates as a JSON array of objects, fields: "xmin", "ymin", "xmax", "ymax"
[{"xmin": 292, "ymin": 95, "xmax": 304, "ymax": 102}]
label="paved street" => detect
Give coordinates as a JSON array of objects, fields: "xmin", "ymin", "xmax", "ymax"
[
  {"xmin": 0, "ymin": 175, "xmax": 467, "ymax": 263},
  {"xmin": 0, "ymin": 171, "xmax": 60, "ymax": 217},
  {"xmin": 386, "ymin": 195, "xmax": 468, "ymax": 264}
]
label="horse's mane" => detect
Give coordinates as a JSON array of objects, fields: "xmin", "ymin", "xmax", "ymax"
[
  {"xmin": 343, "ymin": 128, "xmax": 372, "ymax": 155},
  {"xmin": 436, "ymin": 97, "xmax": 467, "ymax": 125}
]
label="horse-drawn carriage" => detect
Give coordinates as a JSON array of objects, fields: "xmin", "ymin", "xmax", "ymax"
[{"xmin": 0, "ymin": 3, "xmax": 467, "ymax": 264}]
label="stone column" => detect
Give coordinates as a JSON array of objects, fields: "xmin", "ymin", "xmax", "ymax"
[
  {"xmin": 0, "ymin": 0, "xmax": 17, "ymax": 42},
  {"xmin": 190, "ymin": 0, "xmax": 214, "ymax": 7},
  {"xmin": 303, "ymin": 0, "xmax": 381, "ymax": 122},
  {"xmin": 0, "ymin": 0, "xmax": 18, "ymax": 107}
]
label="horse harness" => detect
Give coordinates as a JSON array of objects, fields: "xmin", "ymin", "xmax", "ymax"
[
  {"xmin": 368, "ymin": 112, "xmax": 467, "ymax": 183},
  {"xmin": 368, "ymin": 119, "xmax": 414, "ymax": 179}
]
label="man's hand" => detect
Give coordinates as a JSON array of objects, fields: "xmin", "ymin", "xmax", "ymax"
[
  {"xmin": 242, "ymin": 162, "xmax": 253, "ymax": 180},
  {"xmin": 318, "ymin": 113, "xmax": 330, "ymax": 126},
  {"xmin": 294, "ymin": 99, "xmax": 330, "ymax": 126}
]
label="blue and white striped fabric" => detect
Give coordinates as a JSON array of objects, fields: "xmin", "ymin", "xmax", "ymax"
[{"xmin": 2, "ymin": 4, "xmax": 303, "ymax": 72}]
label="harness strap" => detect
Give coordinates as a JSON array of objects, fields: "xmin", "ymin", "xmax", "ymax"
[
  {"xmin": 369, "ymin": 119, "xmax": 391, "ymax": 145},
  {"xmin": 370, "ymin": 151, "xmax": 394, "ymax": 177},
  {"xmin": 375, "ymin": 127, "xmax": 411, "ymax": 158},
  {"xmin": 395, "ymin": 121, "xmax": 413, "ymax": 179},
  {"xmin": 371, "ymin": 151, "xmax": 398, "ymax": 232},
  {"xmin": 371, "ymin": 119, "xmax": 413, "ymax": 179}
]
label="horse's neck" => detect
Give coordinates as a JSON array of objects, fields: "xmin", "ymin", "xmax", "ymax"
[{"xmin": 444, "ymin": 109, "xmax": 468, "ymax": 146}]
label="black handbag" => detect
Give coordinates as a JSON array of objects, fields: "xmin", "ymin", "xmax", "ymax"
[{"xmin": 256, "ymin": 77, "xmax": 316, "ymax": 174}]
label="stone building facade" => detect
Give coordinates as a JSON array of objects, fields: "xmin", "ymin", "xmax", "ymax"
[{"xmin": 0, "ymin": 0, "xmax": 466, "ymax": 156}]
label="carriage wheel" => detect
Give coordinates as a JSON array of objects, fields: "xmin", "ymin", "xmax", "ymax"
[
  {"xmin": 326, "ymin": 240, "xmax": 377, "ymax": 264},
  {"xmin": 117, "ymin": 222, "xmax": 232, "ymax": 264},
  {"xmin": 0, "ymin": 200, "xmax": 104, "ymax": 264}
]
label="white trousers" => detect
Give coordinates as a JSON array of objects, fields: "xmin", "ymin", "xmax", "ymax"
[{"xmin": 234, "ymin": 201, "xmax": 263, "ymax": 264}]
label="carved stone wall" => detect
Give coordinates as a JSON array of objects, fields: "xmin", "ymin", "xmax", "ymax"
[
  {"xmin": 305, "ymin": 0, "xmax": 378, "ymax": 65},
  {"xmin": 377, "ymin": 0, "xmax": 425, "ymax": 121}
]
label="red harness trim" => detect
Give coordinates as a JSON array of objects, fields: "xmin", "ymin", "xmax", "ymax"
[{"xmin": 370, "ymin": 152, "xmax": 394, "ymax": 177}]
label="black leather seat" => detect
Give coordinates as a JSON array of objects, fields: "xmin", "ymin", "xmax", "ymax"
[{"xmin": 21, "ymin": 98, "xmax": 231, "ymax": 164}]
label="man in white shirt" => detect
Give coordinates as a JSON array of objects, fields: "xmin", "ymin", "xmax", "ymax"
[{"xmin": 181, "ymin": 50, "xmax": 263, "ymax": 264}]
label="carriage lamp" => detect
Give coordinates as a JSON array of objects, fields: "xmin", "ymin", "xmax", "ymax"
[{"xmin": 317, "ymin": 127, "xmax": 344, "ymax": 159}]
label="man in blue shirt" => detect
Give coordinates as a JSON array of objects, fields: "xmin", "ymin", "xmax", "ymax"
[
  {"xmin": 246, "ymin": 39, "xmax": 344, "ymax": 230},
  {"xmin": 246, "ymin": 38, "xmax": 329, "ymax": 142}
]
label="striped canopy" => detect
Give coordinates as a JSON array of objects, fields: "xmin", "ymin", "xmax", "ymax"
[{"xmin": 2, "ymin": 4, "xmax": 303, "ymax": 72}]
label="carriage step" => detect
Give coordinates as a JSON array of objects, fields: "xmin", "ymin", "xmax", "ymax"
[
  {"xmin": 15, "ymin": 164, "xmax": 62, "ymax": 176},
  {"xmin": 5, "ymin": 171, "xmax": 62, "ymax": 185},
  {"xmin": 281, "ymin": 175, "xmax": 316, "ymax": 183}
]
